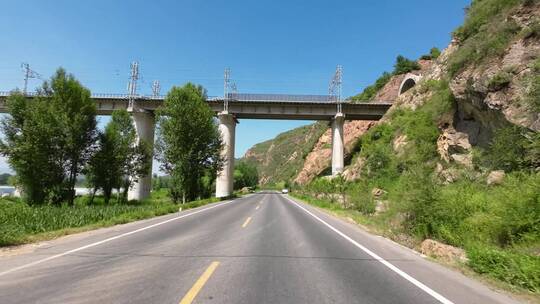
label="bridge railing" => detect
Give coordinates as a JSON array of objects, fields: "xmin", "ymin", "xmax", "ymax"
[
  {"xmin": 0, "ymin": 91, "xmax": 167, "ymax": 100},
  {"xmin": 225, "ymin": 93, "xmax": 339, "ymax": 103}
]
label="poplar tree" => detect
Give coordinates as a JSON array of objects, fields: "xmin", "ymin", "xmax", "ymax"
[{"xmin": 155, "ymin": 83, "xmax": 223, "ymax": 203}]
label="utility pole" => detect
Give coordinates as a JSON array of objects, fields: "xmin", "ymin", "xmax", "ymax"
[
  {"xmin": 21, "ymin": 63, "xmax": 41, "ymax": 95},
  {"xmin": 151, "ymin": 80, "xmax": 161, "ymax": 97},
  {"xmin": 127, "ymin": 61, "xmax": 139, "ymax": 111}
]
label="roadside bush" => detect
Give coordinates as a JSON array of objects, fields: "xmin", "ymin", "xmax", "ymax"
[
  {"xmin": 478, "ymin": 125, "xmax": 529, "ymax": 172},
  {"xmin": 468, "ymin": 246, "xmax": 540, "ymax": 292}
]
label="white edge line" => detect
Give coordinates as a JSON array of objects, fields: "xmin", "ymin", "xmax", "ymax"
[
  {"xmin": 285, "ymin": 196, "xmax": 454, "ymax": 304},
  {"xmin": 0, "ymin": 199, "xmax": 235, "ymax": 277}
]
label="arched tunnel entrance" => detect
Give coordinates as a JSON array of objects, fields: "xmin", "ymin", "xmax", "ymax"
[{"xmin": 399, "ymin": 78, "xmax": 416, "ymax": 95}]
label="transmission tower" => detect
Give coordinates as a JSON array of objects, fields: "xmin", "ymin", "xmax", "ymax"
[
  {"xmin": 151, "ymin": 80, "xmax": 161, "ymax": 97},
  {"xmin": 127, "ymin": 61, "xmax": 139, "ymax": 110},
  {"xmin": 224, "ymin": 68, "xmax": 231, "ymax": 111},
  {"xmin": 21, "ymin": 63, "xmax": 41, "ymax": 95},
  {"xmin": 329, "ymin": 65, "xmax": 343, "ymax": 113}
]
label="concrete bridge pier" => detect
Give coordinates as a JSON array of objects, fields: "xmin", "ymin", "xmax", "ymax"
[
  {"xmin": 128, "ymin": 111, "xmax": 155, "ymax": 201},
  {"xmin": 216, "ymin": 111, "xmax": 236, "ymax": 198},
  {"xmin": 331, "ymin": 113, "xmax": 345, "ymax": 176}
]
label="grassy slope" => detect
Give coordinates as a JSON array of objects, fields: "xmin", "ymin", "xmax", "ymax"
[
  {"xmin": 296, "ymin": 0, "xmax": 540, "ymax": 294},
  {"xmin": 241, "ymin": 122, "xmax": 328, "ymax": 185},
  {"xmin": 0, "ymin": 189, "xmax": 225, "ymax": 247}
]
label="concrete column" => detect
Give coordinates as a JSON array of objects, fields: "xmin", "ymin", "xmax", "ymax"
[
  {"xmin": 331, "ymin": 113, "xmax": 345, "ymax": 176},
  {"xmin": 215, "ymin": 111, "xmax": 236, "ymax": 198},
  {"xmin": 128, "ymin": 111, "xmax": 155, "ymax": 201}
]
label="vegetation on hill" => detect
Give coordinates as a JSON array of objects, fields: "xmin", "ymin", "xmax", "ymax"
[
  {"xmin": 350, "ymin": 55, "xmax": 421, "ymax": 102},
  {"xmin": 241, "ymin": 122, "xmax": 328, "ymax": 186},
  {"xmin": 295, "ymin": 0, "xmax": 540, "ymax": 293}
]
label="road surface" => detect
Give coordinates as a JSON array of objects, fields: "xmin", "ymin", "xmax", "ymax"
[{"xmin": 0, "ymin": 192, "xmax": 518, "ymax": 303}]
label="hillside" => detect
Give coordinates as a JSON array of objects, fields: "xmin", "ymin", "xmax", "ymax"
[
  {"xmin": 241, "ymin": 122, "xmax": 327, "ymax": 185},
  {"xmin": 244, "ymin": 0, "xmax": 540, "ymax": 295},
  {"xmin": 296, "ymin": 0, "xmax": 540, "ymax": 295}
]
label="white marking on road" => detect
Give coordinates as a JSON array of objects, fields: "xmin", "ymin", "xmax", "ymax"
[
  {"xmin": 0, "ymin": 200, "xmax": 236, "ymax": 277},
  {"xmin": 285, "ymin": 196, "xmax": 454, "ymax": 304}
]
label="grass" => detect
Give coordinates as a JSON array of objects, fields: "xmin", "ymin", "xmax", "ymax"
[
  {"xmin": 297, "ymin": 76, "xmax": 540, "ymax": 293},
  {"xmin": 448, "ymin": 0, "xmax": 524, "ymax": 76},
  {"xmin": 0, "ymin": 189, "xmax": 223, "ymax": 247},
  {"xmin": 295, "ymin": 171, "xmax": 540, "ymax": 293},
  {"xmin": 487, "ymin": 70, "xmax": 513, "ymax": 91},
  {"xmin": 525, "ymin": 58, "xmax": 540, "ymax": 112}
]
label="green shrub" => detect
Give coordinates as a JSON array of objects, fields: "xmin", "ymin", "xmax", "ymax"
[
  {"xmin": 468, "ymin": 247, "xmax": 540, "ymax": 292},
  {"xmin": 525, "ymin": 59, "xmax": 540, "ymax": 112},
  {"xmin": 487, "ymin": 71, "xmax": 512, "ymax": 91},
  {"xmin": 350, "ymin": 55, "xmax": 421, "ymax": 102},
  {"xmin": 430, "ymin": 47, "xmax": 441, "ymax": 59},
  {"xmin": 394, "ymin": 55, "xmax": 421, "ymax": 75},
  {"xmin": 395, "ymin": 165, "xmax": 440, "ymax": 238},
  {"xmin": 449, "ymin": 15, "xmax": 521, "ymax": 76},
  {"xmin": 478, "ymin": 125, "xmax": 530, "ymax": 172},
  {"xmin": 350, "ymin": 72, "xmax": 392, "ymax": 102},
  {"xmin": 453, "ymin": 0, "xmax": 522, "ymax": 41}
]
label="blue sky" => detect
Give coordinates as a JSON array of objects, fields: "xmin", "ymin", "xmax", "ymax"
[{"xmin": 0, "ymin": 0, "xmax": 470, "ymax": 173}]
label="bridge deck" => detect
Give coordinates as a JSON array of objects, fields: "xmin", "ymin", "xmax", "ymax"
[{"xmin": 0, "ymin": 92, "xmax": 392, "ymax": 120}]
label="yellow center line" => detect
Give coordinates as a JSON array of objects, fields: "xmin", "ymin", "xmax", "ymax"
[
  {"xmin": 241, "ymin": 216, "xmax": 252, "ymax": 228},
  {"xmin": 179, "ymin": 261, "xmax": 220, "ymax": 304}
]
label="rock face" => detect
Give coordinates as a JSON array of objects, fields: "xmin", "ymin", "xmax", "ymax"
[
  {"xmin": 373, "ymin": 74, "xmax": 407, "ymax": 102},
  {"xmin": 420, "ymin": 239, "xmax": 468, "ymax": 264},
  {"xmin": 487, "ymin": 170, "xmax": 506, "ymax": 185},
  {"xmin": 449, "ymin": 11, "xmax": 540, "ymax": 134},
  {"xmin": 294, "ymin": 120, "xmax": 374, "ymax": 184}
]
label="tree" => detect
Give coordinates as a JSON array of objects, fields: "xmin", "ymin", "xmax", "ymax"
[
  {"xmin": 0, "ymin": 91, "xmax": 68, "ymax": 204},
  {"xmin": 44, "ymin": 69, "xmax": 97, "ymax": 205},
  {"xmin": 86, "ymin": 127, "xmax": 119, "ymax": 203},
  {"xmin": 86, "ymin": 109, "xmax": 151, "ymax": 203},
  {"xmin": 394, "ymin": 55, "xmax": 421, "ymax": 75},
  {"xmin": 233, "ymin": 161, "xmax": 258, "ymax": 190},
  {"xmin": 0, "ymin": 173, "xmax": 12, "ymax": 185},
  {"xmin": 155, "ymin": 83, "xmax": 223, "ymax": 203}
]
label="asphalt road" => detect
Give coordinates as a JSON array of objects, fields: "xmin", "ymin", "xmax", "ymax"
[{"xmin": 0, "ymin": 192, "xmax": 519, "ymax": 304}]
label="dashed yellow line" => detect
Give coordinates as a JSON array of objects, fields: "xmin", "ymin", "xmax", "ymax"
[
  {"xmin": 241, "ymin": 216, "xmax": 252, "ymax": 228},
  {"xmin": 179, "ymin": 261, "xmax": 220, "ymax": 304}
]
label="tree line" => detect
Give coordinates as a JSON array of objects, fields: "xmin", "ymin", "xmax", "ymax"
[{"xmin": 0, "ymin": 68, "xmax": 259, "ymax": 205}]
